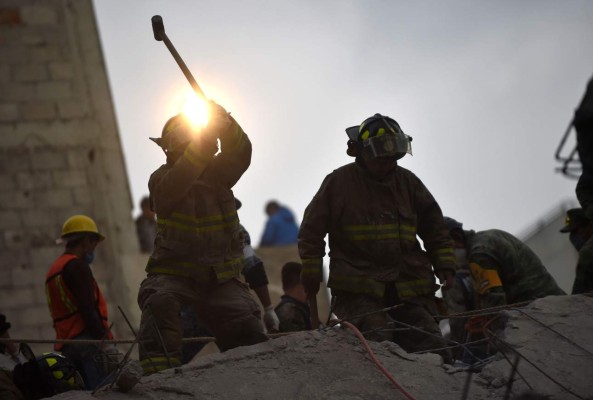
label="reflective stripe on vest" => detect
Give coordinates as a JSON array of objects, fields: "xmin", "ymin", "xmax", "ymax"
[
  {"xmin": 157, "ymin": 210, "xmax": 239, "ymax": 234},
  {"xmin": 343, "ymin": 223, "xmax": 416, "ymax": 242},
  {"xmin": 145, "ymin": 256, "xmax": 244, "ymax": 281},
  {"xmin": 301, "ymin": 258, "xmax": 323, "ymax": 279},
  {"xmin": 434, "ymin": 247, "xmax": 456, "ymax": 265},
  {"xmin": 328, "ymin": 273, "xmax": 435, "ymax": 300},
  {"xmin": 141, "ymin": 356, "xmax": 181, "ymax": 374},
  {"xmin": 327, "ymin": 273, "xmax": 386, "ymax": 299},
  {"xmin": 394, "ymin": 279, "xmax": 435, "ymax": 298}
]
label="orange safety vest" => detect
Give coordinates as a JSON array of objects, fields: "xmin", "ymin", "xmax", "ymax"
[{"xmin": 45, "ymin": 254, "xmax": 113, "ymax": 350}]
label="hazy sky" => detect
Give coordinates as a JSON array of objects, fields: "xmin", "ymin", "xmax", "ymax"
[{"xmin": 93, "ymin": 1, "xmax": 593, "ymax": 245}]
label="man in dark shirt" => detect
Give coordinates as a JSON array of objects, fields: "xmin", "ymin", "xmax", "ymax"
[
  {"xmin": 135, "ymin": 196, "xmax": 157, "ymax": 253},
  {"xmin": 45, "ymin": 215, "xmax": 115, "ymax": 389},
  {"xmin": 275, "ymin": 262, "xmax": 311, "ymax": 332}
]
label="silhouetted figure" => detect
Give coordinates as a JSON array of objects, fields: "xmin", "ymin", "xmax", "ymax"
[
  {"xmin": 135, "ymin": 196, "xmax": 157, "ymax": 253},
  {"xmin": 259, "ymin": 200, "xmax": 299, "ymax": 246},
  {"xmin": 559, "ymin": 208, "xmax": 593, "ymax": 294}
]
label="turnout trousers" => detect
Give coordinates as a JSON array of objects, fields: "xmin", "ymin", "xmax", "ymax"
[
  {"xmin": 332, "ymin": 290, "xmax": 452, "ymax": 363},
  {"xmin": 137, "ymin": 274, "xmax": 268, "ymax": 374}
]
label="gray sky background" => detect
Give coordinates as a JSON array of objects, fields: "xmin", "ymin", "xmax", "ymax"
[{"xmin": 93, "ymin": 0, "xmax": 593, "ymax": 245}]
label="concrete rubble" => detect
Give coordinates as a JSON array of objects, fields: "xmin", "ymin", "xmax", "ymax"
[{"xmin": 52, "ymin": 295, "xmax": 593, "ymax": 400}]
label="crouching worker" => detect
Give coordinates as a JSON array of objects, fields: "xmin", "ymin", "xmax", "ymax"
[
  {"xmin": 138, "ymin": 103, "xmax": 268, "ymax": 374},
  {"xmin": 46, "ymin": 215, "xmax": 120, "ymax": 390}
]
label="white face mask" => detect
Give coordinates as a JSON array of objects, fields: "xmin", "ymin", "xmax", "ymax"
[{"xmin": 454, "ymin": 248, "xmax": 469, "ymax": 272}]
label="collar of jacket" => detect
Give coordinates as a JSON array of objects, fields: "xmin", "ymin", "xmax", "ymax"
[{"xmin": 354, "ymin": 158, "xmax": 398, "ymax": 182}]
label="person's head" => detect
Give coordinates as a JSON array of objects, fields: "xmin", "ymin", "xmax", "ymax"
[
  {"xmin": 265, "ymin": 200, "xmax": 280, "ymax": 217},
  {"xmin": 150, "ymin": 113, "xmax": 217, "ymax": 165},
  {"xmin": 281, "ymin": 262, "xmax": 306, "ymax": 301},
  {"xmin": 59, "ymin": 215, "xmax": 105, "ymax": 263},
  {"xmin": 444, "ymin": 216, "xmax": 468, "ymax": 271},
  {"xmin": 444, "ymin": 217, "xmax": 465, "ymax": 248},
  {"xmin": 560, "ymin": 208, "xmax": 593, "ymax": 251},
  {"xmin": 140, "ymin": 196, "xmax": 154, "ymax": 218}
]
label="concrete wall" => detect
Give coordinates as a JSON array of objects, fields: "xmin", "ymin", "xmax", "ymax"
[{"xmin": 0, "ymin": 0, "xmax": 140, "ymax": 353}]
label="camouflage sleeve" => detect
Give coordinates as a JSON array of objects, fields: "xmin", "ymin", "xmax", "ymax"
[
  {"xmin": 298, "ymin": 175, "xmax": 333, "ymax": 283},
  {"xmin": 276, "ymin": 303, "xmax": 308, "ymax": 333},
  {"xmin": 469, "ymin": 253, "xmax": 506, "ymax": 309},
  {"xmin": 412, "ymin": 176, "xmax": 456, "ymax": 274}
]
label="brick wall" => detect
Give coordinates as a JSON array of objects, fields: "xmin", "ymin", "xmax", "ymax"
[{"xmin": 0, "ymin": 0, "xmax": 140, "ymax": 353}]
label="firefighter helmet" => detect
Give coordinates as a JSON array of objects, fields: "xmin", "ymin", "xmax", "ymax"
[
  {"xmin": 150, "ymin": 114, "xmax": 194, "ymax": 152},
  {"xmin": 36, "ymin": 352, "xmax": 85, "ymax": 393},
  {"xmin": 345, "ymin": 113, "xmax": 412, "ymax": 160},
  {"xmin": 59, "ymin": 215, "xmax": 105, "ymax": 243}
]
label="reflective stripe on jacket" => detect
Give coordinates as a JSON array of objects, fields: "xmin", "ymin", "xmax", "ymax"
[
  {"xmin": 298, "ymin": 161, "xmax": 455, "ymax": 299},
  {"xmin": 45, "ymin": 254, "xmax": 112, "ymax": 350},
  {"xmin": 146, "ymin": 116, "xmax": 252, "ymax": 282}
]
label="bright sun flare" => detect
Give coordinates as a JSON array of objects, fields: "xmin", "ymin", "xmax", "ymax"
[{"xmin": 181, "ymin": 91, "xmax": 209, "ymax": 129}]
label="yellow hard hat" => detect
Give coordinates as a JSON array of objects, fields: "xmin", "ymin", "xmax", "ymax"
[{"xmin": 60, "ymin": 215, "xmax": 105, "ymax": 242}]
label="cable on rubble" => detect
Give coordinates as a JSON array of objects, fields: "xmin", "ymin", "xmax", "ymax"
[
  {"xmin": 484, "ymin": 324, "xmax": 584, "ymax": 399},
  {"xmin": 340, "ymin": 320, "xmax": 417, "ymax": 400}
]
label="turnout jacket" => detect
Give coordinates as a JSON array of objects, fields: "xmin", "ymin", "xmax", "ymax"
[
  {"xmin": 145, "ymin": 116, "xmax": 252, "ymax": 283},
  {"xmin": 298, "ymin": 161, "xmax": 455, "ymax": 299},
  {"xmin": 464, "ymin": 229, "xmax": 565, "ymax": 309}
]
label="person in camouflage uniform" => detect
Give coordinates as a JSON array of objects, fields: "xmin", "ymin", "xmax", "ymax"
[
  {"xmin": 275, "ymin": 262, "xmax": 311, "ymax": 332},
  {"xmin": 559, "ymin": 208, "xmax": 593, "ymax": 294},
  {"xmin": 445, "ymin": 217, "xmax": 565, "ymax": 310},
  {"xmin": 299, "ymin": 113, "xmax": 456, "ymax": 363}
]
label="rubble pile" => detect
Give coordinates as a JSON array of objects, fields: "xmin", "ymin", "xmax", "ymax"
[{"xmin": 54, "ymin": 295, "xmax": 593, "ymax": 400}]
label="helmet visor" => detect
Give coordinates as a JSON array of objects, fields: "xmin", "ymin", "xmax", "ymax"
[{"xmin": 361, "ymin": 133, "xmax": 412, "ymax": 159}]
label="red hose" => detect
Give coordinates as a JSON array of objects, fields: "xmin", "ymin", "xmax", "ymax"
[{"xmin": 340, "ymin": 320, "xmax": 418, "ymax": 400}]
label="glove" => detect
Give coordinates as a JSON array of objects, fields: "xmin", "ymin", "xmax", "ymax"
[
  {"xmin": 263, "ymin": 305, "xmax": 280, "ymax": 333},
  {"xmin": 201, "ymin": 102, "xmax": 231, "ymax": 141}
]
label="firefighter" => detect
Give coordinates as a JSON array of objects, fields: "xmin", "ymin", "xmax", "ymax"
[
  {"xmin": 137, "ymin": 103, "xmax": 267, "ymax": 374},
  {"xmin": 445, "ymin": 217, "xmax": 565, "ymax": 310},
  {"xmin": 299, "ymin": 113, "xmax": 456, "ymax": 362},
  {"xmin": 45, "ymin": 215, "xmax": 115, "ymax": 390},
  {"xmin": 559, "ymin": 208, "xmax": 593, "ymax": 294}
]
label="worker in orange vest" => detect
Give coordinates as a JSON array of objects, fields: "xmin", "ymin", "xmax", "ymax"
[{"xmin": 45, "ymin": 215, "xmax": 115, "ymax": 390}]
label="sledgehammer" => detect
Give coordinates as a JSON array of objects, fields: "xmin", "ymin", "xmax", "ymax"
[{"xmin": 151, "ymin": 15, "xmax": 206, "ymax": 99}]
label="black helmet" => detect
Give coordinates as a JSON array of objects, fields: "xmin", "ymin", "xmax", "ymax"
[
  {"xmin": 13, "ymin": 351, "xmax": 85, "ymax": 399},
  {"xmin": 36, "ymin": 352, "xmax": 85, "ymax": 393},
  {"xmin": 150, "ymin": 114, "xmax": 193, "ymax": 152},
  {"xmin": 345, "ymin": 113, "xmax": 412, "ymax": 160}
]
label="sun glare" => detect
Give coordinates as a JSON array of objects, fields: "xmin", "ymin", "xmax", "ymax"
[{"xmin": 181, "ymin": 91, "xmax": 209, "ymax": 129}]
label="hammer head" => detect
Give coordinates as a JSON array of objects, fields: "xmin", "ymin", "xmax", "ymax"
[{"xmin": 151, "ymin": 15, "xmax": 165, "ymax": 41}]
